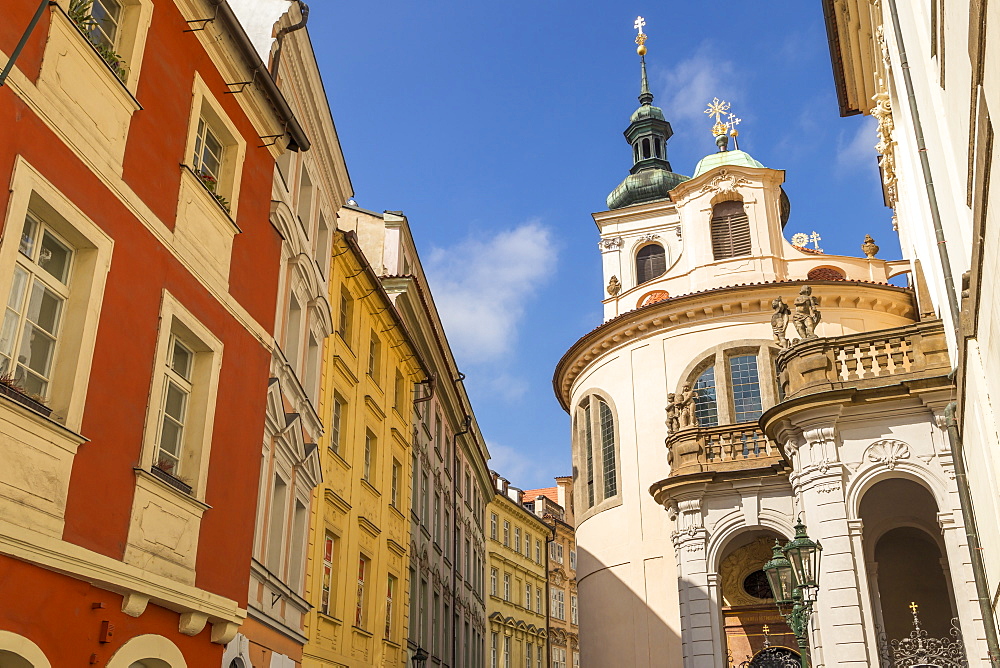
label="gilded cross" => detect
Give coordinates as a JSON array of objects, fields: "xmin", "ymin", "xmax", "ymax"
[
  {"xmin": 762, "ymin": 624, "xmax": 769, "ymax": 635},
  {"xmin": 705, "ymin": 97, "xmax": 731, "ymax": 125},
  {"xmin": 634, "ymin": 16, "xmax": 648, "ymax": 46},
  {"xmin": 810, "ymin": 231, "xmax": 822, "ymax": 249},
  {"xmin": 909, "ymin": 601, "xmax": 919, "ymax": 614}
]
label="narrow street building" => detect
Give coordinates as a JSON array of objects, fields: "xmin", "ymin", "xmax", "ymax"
[
  {"xmin": 525, "ymin": 479, "xmax": 579, "ymax": 668},
  {"xmin": 0, "ymin": 0, "xmax": 307, "ymax": 665},
  {"xmin": 337, "ymin": 206, "xmax": 494, "ymax": 667},
  {"xmin": 487, "ymin": 474, "xmax": 550, "ymax": 668},
  {"xmin": 822, "ymin": 1, "xmax": 1000, "ymax": 658},
  {"xmin": 225, "ymin": 3, "xmax": 354, "ymax": 666},
  {"xmin": 301, "ymin": 227, "xmax": 426, "ymax": 667}
]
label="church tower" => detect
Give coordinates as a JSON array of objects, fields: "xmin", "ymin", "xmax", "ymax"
[{"xmin": 555, "ymin": 17, "xmax": 983, "ymax": 668}]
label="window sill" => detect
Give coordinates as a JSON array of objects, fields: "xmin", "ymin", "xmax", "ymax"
[
  {"xmin": 0, "ymin": 384, "xmax": 53, "ymax": 418},
  {"xmin": 360, "ymin": 478, "xmax": 381, "ymax": 497},
  {"xmin": 352, "ymin": 625, "xmax": 374, "ymax": 638},
  {"xmin": 388, "ymin": 504, "xmax": 406, "ymax": 521},
  {"xmin": 133, "ymin": 467, "xmax": 210, "ymax": 513},
  {"xmin": 317, "ymin": 612, "xmax": 343, "ymax": 626},
  {"xmin": 180, "ymin": 165, "xmax": 241, "ymax": 232}
]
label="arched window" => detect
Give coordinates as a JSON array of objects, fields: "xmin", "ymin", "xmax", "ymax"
[
  {"xmin": 635, "ymin": 244, "xmax": 666, "ymax": 284},
  {"xmin": 710, "ymin": 200, "xmax": 751, "ymax": 260},
  {"xmin": 654, "ymin": 137, "xmax": 662, "ymax": 158},
  {"xmin": 576, "ymin": 395, "xmax": 619, "ymax": 511},
  {"xmin": 642, "ymin": 138, "xmax": 651, "ymax": 159},
  {"xmin": 729, "ymin": 355, "xmax": 763, "ymax": 422},
  {"xmin": 693, "ymin": 367, "xmax": 719, "ymax": 426}
]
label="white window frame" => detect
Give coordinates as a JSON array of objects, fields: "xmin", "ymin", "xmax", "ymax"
[{"xmin": 138, "ymin": 290, "xmax": 224, "ymax": 499}]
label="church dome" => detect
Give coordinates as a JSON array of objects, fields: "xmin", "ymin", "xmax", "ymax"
[
  {"xmin": 606, "ymin": 167, "xmax": 690, "ymax": 210},
  {"xmin": 692, "ymin": 149, "xmax": 764, "ymax": 177}
]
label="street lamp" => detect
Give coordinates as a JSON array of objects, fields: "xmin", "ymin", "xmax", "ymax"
[
  {"xmin": 412, "ymin": 647, "xmax": 429, "ymax": 667},
  {"xmin": 763, "ymin": 520, "xmax": 823, "ymax": 668}
]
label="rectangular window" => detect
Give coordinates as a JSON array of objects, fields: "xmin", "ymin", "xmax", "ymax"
[
  {"xmin": 491, "ymin": 632, "xmax": 498, "ymax": 668},
  {"xmin": 504, "ymin": 636, "xmax": 511, "ymax": 668},
  {"xmin": 384, "ymin": 574, "xmax": 396, "ymax": 639},
  {"xmin": 571, "ymin": 593, "xmax": 578, "ymax": 624},
  {"xmin": 421, "ymin": 471, "xmax": 429, "ymax": 520},
  {"xmin": 391, "ymin": 458, "xmax": 400, "ymax": 508},
  {"xmin": 337, "ymin": 288, "xmax": 352, "ymax": 343},
  {"xmin": 599, "ymin": 400, "xmax": 617, "ymax": 498},
  {"xmin": 583, "ymin": 402, "xmax": 595, "ymax": 506},
  {"xmin": 266, "ymin": 474, "xmax": 287, "ymax": 571},
  {"xmin": 355, "ymin": 555, "xmax": 368, "ymax": 627},
  {"xmin": 503, "ymin": 520, "xmax": 510, "ymax": 547},
  {"xmin": 573, "ymin": 652, "xmax": 580, "ymax": 668},
  {"xmin": 526, "ymin": 643, "xmax": 533, "ymax": 668},
  {"xmin": 363, "ymin": 431, "xmax": 375, "ymax": 482},
  {"xmin": 443, "ymin": 508, "xmax": 450, "ymax": 553},
  {"xmin": 193, "ymin": 117, "xmax": 224, "ymax": 184},
  {"xmin": 154, "ymin": 335, "xmax": 193, "ymax": 479},
  {"xmin": 570, "ymin": 548, "xmax": 577, "ymax": 571},
  {"xmin": 525, "ymin": 583, "xmax": 532, "ymax": 611},
  {"xmin": 411, "ymin": 454, "xmax": 420, "ymax": 512},
  {"xmin": 1, "ymin": 213, "xmax": 73, "ymax": 398},
  {"xmin": 321, "ymin": 532, "xmax": 336, "ymax": 614},
  {"xmin": 465, "ymin": 537, "xmax": 471, "ymax": 577},
  {"xmin": 514, "ymin": 527, "xmax": 521, "ymax": 554},
  {"xmin": 491, "ymin": 568, "xmax": 498, "ymax": 596},
  {"xmin": 536, "ymin": 587, "xmax": 542, "ymax": 615},
  {"xmin": 330, "ymin": 393, "xmax": 344, "ymax": 455},
  {"xmin": 85, "ymin": 0, "xmax": 123, "ymax": 50},
  {"xmin": 537, "ymin": 645, "xmax": 543, "ymax": 668},
  {"xmin": 432, "ymin": 591, "xmax": 440, "ymax": 655},
  {"xmin": 367, "ymin": 330, "xmax": 380, "ymax": 382},
  {"xmin": 503, "ymin": 572, "xmax": 511, "ymax": 601},
  {"xmin": 435, "ymin": 410, "xmax": 442, "ymax": 450},
  {"xmin": 525, "ymin": 532, "xmax": 531, "ymax": 556},
  {"xmin": 535, "ymin": 539, "xmax": 541, "ymax": 564},
  {"xmin": 729, "ymin": 354, "xmax": 763, "ymax": 423},
  {"xmin": 394, "ymin": 369, "xmax": 406, "ymax": 410},
  {"xmin": 552, "ymin": 589, "xmax": 565, "ymax": 620},
  {"xmin": 550, "ymin": 542, "xmax": 564, "ymax": 564},
  {"xmin": 433, "ymin": 492, "xmax": 441, "ymax": 543},
  {"xmin": 491, "ymin": 513, "xmax": 498, "ymax": 540}
]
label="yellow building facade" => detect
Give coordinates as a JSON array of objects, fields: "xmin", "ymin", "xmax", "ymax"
[
  {"xmin": 302, "ymin": 229, "xmax": 426, "ymax": 667},
  {"xmin": 487, "ymin": 474, "xmax": 551, "ymax": 668}
]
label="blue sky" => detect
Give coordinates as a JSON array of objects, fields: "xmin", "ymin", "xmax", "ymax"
[{"xmin": 309, "ymin": 2, "xmax": 893, "ymax": 490}]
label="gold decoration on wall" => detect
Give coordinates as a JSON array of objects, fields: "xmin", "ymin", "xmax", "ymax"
[{"xmin": 607, "ymin": 275, "xmax": 622, "ymax": 297}]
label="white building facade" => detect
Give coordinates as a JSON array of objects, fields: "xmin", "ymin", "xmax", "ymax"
[{"xmin": 554, "ymin": 39, "xmax": 991, "ymax": 666}]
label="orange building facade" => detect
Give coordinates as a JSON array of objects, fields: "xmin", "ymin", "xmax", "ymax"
[{"xmin": 0, "ymin": 0, "xmax": 307, "ymax": 665}]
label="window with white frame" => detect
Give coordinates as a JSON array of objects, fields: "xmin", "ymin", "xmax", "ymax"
[
  {"xmin": 363, "ymin": 430, "xmax": 376, "ymax": 483},
  {"xmin": 514, "ymin": 527, "xmax": 521, "ymax": 554},
  {"xmin": 572, "ymin": 651, "xmax": 579, "ymax": 668},
  {"xmin": 330, "ymin": 394, "xmax": 344, "ymax": 454},
  {"xmin": 525, "ymin": 583, "xmax": 532, "ymax": 611},
  {"xmin": 491, "ymin": 632, "xmax": 498, "ymax": 668},
  {"xmin": 525, "ymin": 532, "xmax": 531, "ymax": 555},
  {"xmin": 535, "ymin": 587, "xmax": 542, "ymax": 614},
  {"xmin": 503, "ymin": 572, "xmax": 511, "ymax": 601},
  {"xmin": 503, "ymin": 636, "xmax": 511, "ymax": 668},
  {"xmin": 337, "ymin": 287, "xmax": 352, "ymax": 344},
  {"xmin": 391, "ymin": 458, "xmax": 400, "ymax": 508},
  {"xmin": 550, "ymin": 542, "xmax": 564, "ymax": 564},
  {"xmin": 321, "ymin": 532, "xmax": 337, "ymax": 614},
  {"xmin": 526, "ymin": 643, "xmax": 533, "ymax": 668},
  {"xmin": 433, "ymin": 492, "xmax": 441, "ymax": 543},
  {"xmin": 537, "ymin": 645, "xmax": 543, "ymax": 668},
  {"xmin": 552, "ymin": 647, "xmax": 566, "ymax": 668},
  {"xmin": 535, "ymin": 539, "xmax": 541, "ymax": 564},
  {"xmin": 1, "ymin": 212, "xmax": 73, "ymax": 398},
  {"xmin": 355, "ymin": 554, "xmax": 369, "ymax": 627},
  {"xmin": 367, "ymin": 330, "xmax": 381, "ymax": 383},
  {"xmin": 570, "ymin": 548, "xmax": 577, "ymax": 571},
  {"xmin": 384, "ymin": 574, "xmax": 396, "ymax": 639},
  {"xmin": 266, "ymin": 473, "xmax": 287, "ymax": 571},
  {"xmin": 503, "ymin": 520, "xmax": 510, "ymax": 547},
  {"xmin": 576, "ymin": 394, "xmax": 620, "ymax": 511},
  {"xmin": 491, "ymin": 568, "xmax": 498, "ymax": 596},
  {"xmin": 552, "ymin": 589, "xmax": 565, "ymax": 620},
  {"xmin": 571, "ymin": 594, "xmax": 578, "ymax": 625}
]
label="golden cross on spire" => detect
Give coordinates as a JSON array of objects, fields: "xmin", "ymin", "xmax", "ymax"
[
  {"xmin": 909, "ymin": 601, "xmax": 919, "ymax": 614},
  {"xmin": 634, "ymin": 16, "xmax": 648, "ymax": 53},
  {"xmin": 705, "ymin": 97, "xmax": 731, "ymax": 137}
]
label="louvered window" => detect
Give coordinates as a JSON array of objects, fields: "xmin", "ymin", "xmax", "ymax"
[
  {"xmin": 636, "ymin": 244, "xmax": 666, "ymax": 284},
  {"xmin": 710, "ymin": 201, "xmax": 751, "ymax": 260}
]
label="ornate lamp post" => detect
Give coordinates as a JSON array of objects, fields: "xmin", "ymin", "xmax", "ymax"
[
  {"xmin": 763, "ymin": 520, "xmax": 823, "ymax": 668},
  {"xmin": 412, "ymin": 647, "xmax": 429, "ymax": 667}
]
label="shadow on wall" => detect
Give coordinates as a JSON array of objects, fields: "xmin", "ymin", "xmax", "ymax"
[{"xmin": 576, "ymin": 546, "xmax": 681, "ymax": 668}]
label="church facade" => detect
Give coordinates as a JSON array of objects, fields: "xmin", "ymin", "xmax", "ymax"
[{"xmin": 554, "ymin": 21, "xmax": 990, "ymax": 667}]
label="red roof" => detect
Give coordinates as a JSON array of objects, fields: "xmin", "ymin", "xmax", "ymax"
[{"xmin": 522, "ymin": 487, "xmax": 558, "ymax": 503}]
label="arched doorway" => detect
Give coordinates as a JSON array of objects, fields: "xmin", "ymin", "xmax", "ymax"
[
  {"xmin": 860, "ymin": 478, "xmax": 958, "ymax": 648},
  {"xmin": 741, "ymin": 646, "xmax": 801, "ymax": 667},
  {"xmin": 717, "ymin": 532, "xmax": 792, "ymax": 663}
]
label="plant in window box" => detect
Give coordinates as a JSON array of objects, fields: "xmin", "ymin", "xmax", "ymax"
[
  {"xmin": 0, "ymin": 373, "xmax": 53, "ymax": 418},
  {"xmin": 152, "ymin": 457, "xmax": 193, "ymax": 493},
  {"xmin": 67, "ymin": 0, "xmax": 128, "ymax": 82},
  {"xmin": 195, "ymin": 172, "xmax": 231, "ymax": 213}
]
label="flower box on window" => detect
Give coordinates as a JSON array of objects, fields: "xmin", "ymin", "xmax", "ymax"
[
  {"xmin": 0, "ymin": 377, "xmax": 53, "ymax": 418},
  {"xmin": 151, "ymin": 460, "xmax": 193, "ymax": 495}
]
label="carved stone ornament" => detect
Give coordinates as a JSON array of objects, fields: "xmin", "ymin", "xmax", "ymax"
[
  {"xmin": 770, "ymin": 296, "xmax": 791, "ymax": 348},
  {"xmin": 598, "ymin": 236, "xmax": 624, "ymax": 251},
  {"xmin": 700, "ymin": 168, "xmax": 751, "ymax": 195},
  {"xmin": 792, "ymin": 285, "xmax": 821, "ymax": 339},
  {"xmin": 607, "ymin": 275, "xmax": 622, "ymax": 297},
  {"xmin": 862, "ymin": 234, "xmax": 880, "ymax": 258},
  {"xmin": 638, "ymin": 233, "xmax": 660, "ymax": 242},
  {"xmin": 871, "ymin": 90, "xmax": 898, "ymax": 206},
  {"xmin": 866, "ymin": 439, "xmax": 910, "ymax": 470}
]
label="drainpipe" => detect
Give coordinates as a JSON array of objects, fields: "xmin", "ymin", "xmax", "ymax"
[
  {"xmin": 884, "ymin": 0, "xmax": 960, "ymax": 328},
  {"xmin": 945, "ymin": 401, "xmax": 1000, "ymax": 665},
  {"xmin": 452, "ymin": 412, "xmax": 472, "ymax": 668},
  {"xmin": 269, "ymin": 0, "xmax": 309, "ymax": 80},
  {"xmin": 0, "ymin": 0, "xmax": 51, "ymax": 87}
]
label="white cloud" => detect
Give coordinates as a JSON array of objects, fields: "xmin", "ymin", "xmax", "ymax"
[
  {"xmin": 658, "ymin": 43, "xmax": 742, "ymax": 124},
  {"xmin": 486, "ymin": 440, "xmax": 535, "ymax": 486},
  {"xmin": 836, "ymin": 116, "xmax": 879, "ymax": 175},
  {"xmin": 425, "ymin": 221, "xmax": 556, "ymax": 365}
]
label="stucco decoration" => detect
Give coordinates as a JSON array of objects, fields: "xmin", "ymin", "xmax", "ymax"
[
  {"xmin": 720, "ymin": 537, "xmax": 777, "ymax": 607},
  {"xmin": 792, "ymin": 286, "xmax": 821, "ymax": 339},
  {"xmin": 598, "ymin": 236, "xmax": 624, "ymax": 251},
  {"xmin": 872, "ymin": 90, "xmax": 898, "ymax": 206},
  {"xmin": 770, "ymin": 297, "xmax": 791, "ymax": 348},
  {"xmin": 865, "ymin": 439, "xmax": 911, "ymax": 470},
  {"xmin": 699, "ymin": 169, "xmax": 751, "ymax": 195},
  {"xmin": 638, "ymin": 233, "xmax": 660, "ymax": 242},
  {"xmin": 607, "ymin": 275, "xmax": 622, "ymax": 297},
  {"xmin": 638, "ymin": 290, "xmax": 670, "ymax": 307}
]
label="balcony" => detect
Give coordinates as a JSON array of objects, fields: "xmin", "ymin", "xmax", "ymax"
[
  {"xmin": 775, "ymin": 320, "xmax": 951, "ymax": 401},
  {"xmin": 666, "ymin": 423, "xmax": 785, "ymax": 478}
]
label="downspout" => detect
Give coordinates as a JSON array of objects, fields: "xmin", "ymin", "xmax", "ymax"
[
  {"xmin": 945, "ymin": 401, "xmax": 1000, "ymax": 665},
  {"xmin": 0, "ymin": 0, "xmax": 51, "ymax": 87},
  {"xmin": 452, "ymin": 412, "xmax": 472, "ymax": 668},
  {"xmin": 884, "ymin": 0, "xmax": 960, "ymax": 328},
  {"xmin": 269, "ymin": 0, "xmax": 309, "ymax": 80}
]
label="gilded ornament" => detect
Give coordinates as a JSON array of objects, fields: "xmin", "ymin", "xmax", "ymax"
[{"xmin": 607, "ymin": 275, "xmax": 622, "ymax": 297}]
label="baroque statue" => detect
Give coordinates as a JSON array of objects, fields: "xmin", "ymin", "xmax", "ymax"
[
  {"xmin": 862, "ymin": 234, "xmax": 880, "ymax": 258},
  {"xmin": 770, "ymin": 296, "xmax": 791, "ymax": 348},
  {"xmin": 665, "ymin": 393, "xmax": 680, "ymax": 433},
  {"xmin": 666, "ymin": 387, "xmax": 695, "ymax": 433},
  {"xmin": 792, "ymin": 285, "xmax": 821, "ymax": 339},
  {"xmin": 607, "ymin": 275, "xmax": 622, "ymax": 297}
]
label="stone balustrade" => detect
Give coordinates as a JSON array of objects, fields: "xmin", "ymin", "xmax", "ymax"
[
  {"xmin": 666, "ymin": 423, "xmax": 785, "ymax": 477},
  {"xmin": 775, "ymin": 319, "xmax": 951, "ymax": 401}
]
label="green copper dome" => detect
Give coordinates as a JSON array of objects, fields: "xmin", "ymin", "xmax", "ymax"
[
  {"xmin": 607, "ymin": 169, "xmax": 690, "ymax": 210},
  {"xmin": 692, "ymin": 149, "xmax": 764, "ymax": 177},
  {"xmin": 630, "ymin": 104, "xmax": 666, "ymax": 123}
]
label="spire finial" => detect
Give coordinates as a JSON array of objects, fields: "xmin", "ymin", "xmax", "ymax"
[
  {"xmin": 705, "ymin": 97, "xmax": 742, "ymax": 151},
  {"xmin": 634, "ymin": 17, "xmax": 653, "ymax": 105}
]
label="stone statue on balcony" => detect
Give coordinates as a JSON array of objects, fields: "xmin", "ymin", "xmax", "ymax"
[
  {"xmin": 678, "ymin": 384, "xmax": 696, "ymax": 428},
  {"xmin": 770, "ymin": 296, "xmax": 791, "ymax": 348},
  {"xmin": 792, "ymin": 285, "xmax": 821, "ymax": 339},
  {"xmin": 665, "ymin": 394, "xmax": 681, "ymax": 433}
]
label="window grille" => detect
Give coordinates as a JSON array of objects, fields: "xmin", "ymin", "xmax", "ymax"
[
  {"xmin": 693, "ymin": 367, "xmax": 719, "ymax": 426},
  {"xmin": 730, "ymin": 355, "xmax": 763, "ymax": 422},
  {"xmin": 599, "ymin": 400, "xmax": 617, "ymax": 497}
]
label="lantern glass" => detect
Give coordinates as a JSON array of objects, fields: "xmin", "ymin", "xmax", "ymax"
[
  {"xmin": 763, "ymin": 541, "xmax": 795, "ymax": 604},
  {"xmin": 785, "ymin": 521, "xmax": 821, "ymax": 589}
]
